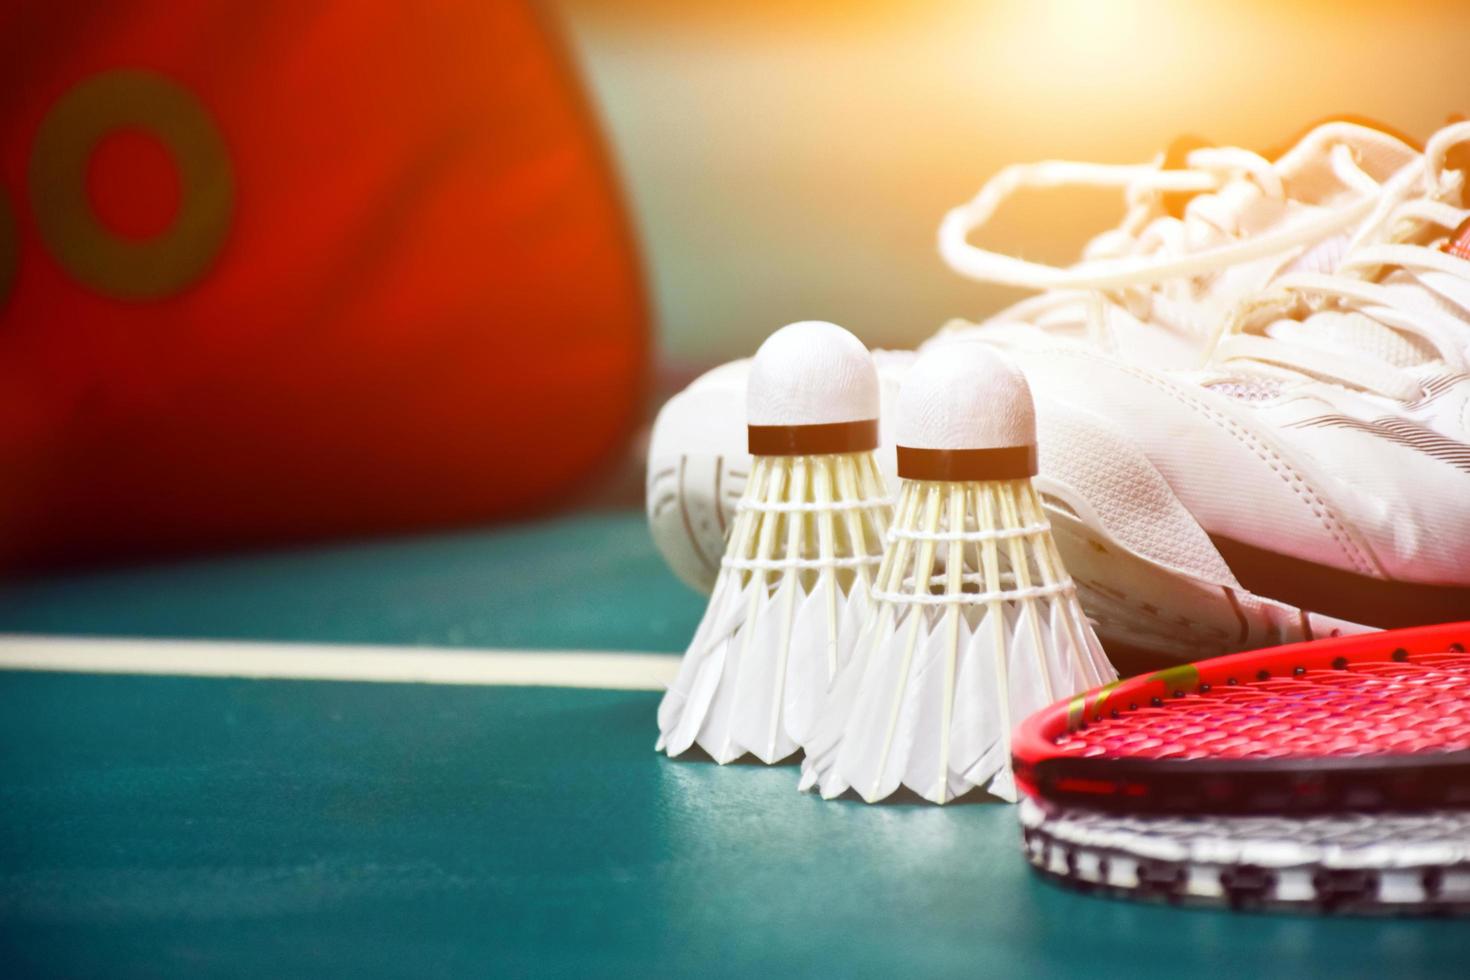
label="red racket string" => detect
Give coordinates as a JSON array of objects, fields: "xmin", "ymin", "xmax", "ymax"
[{"xmin": 1053, "ymin": 648, "xmax": 1470, "ymax": 762}]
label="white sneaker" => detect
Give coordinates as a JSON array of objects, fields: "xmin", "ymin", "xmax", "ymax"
[
  {"xmin": 649, "ymin": 121, "xmax": 1418, "ymax": 598},
  {"xmin": 1011, "ymin": 120, "xmax": 1470, "ymax": 658}
]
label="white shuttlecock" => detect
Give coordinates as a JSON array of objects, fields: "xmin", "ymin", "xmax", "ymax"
[
  {"xmin": 799, "ymin": 341, "xmax": 1115, "ymax": 803},
  {"xmin": 657, "ymin": 321, "xmax": 893, "ymax": 764}
]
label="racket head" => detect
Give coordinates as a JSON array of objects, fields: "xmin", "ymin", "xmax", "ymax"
[
  {"xmin": 1013, "ymin": 622, "xmax": 1470, "ymax": 814},
  {"xmin": 1019, "ymin": 797, "xmax": 1470, "ymax": 916}
]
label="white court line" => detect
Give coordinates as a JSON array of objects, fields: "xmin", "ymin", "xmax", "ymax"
[{"xmin": 0, "ymin": 635, "xmax": 679, "ymax": 691}]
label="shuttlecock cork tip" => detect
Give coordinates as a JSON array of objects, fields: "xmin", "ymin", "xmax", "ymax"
[
  {"xmin": 895, "ymin": 342, "xmax": 1036, "ymax": 480},
  {"xmin": 747, "ymin": 321, "xmax": 881, "ymax": 455}
]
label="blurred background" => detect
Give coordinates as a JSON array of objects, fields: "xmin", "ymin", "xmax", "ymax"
[
  {"xmin": 555, "ymin": 0, "xmax": 1466, "ymax": 365},
  {"xmin": 2, "ymin": 0, "xmax": 1466, "ymax": 573}
]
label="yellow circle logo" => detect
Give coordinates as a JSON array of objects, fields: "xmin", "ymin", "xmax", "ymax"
[{"xmin": 29, "ymin": 69, "xmax": 234, "ymax": 299}]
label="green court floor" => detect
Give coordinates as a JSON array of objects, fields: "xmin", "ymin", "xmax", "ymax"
[{"xmin": 2, "ymin": 511, "xmax": 1467, "ymax": 977}]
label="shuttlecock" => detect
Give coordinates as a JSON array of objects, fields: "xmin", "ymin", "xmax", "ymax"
[
  {"xmin": 657, "ymin": 321, "xmax": 893, "ymax": 763},
  {"xmin": 799, "ymin": 341, "xmax": 1115, "ymax": 803}
]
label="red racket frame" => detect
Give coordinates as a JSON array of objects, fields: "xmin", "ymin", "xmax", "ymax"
[{"xmin": 1012, "ymin": 622, "xmax": 1470, "ymax": 814}]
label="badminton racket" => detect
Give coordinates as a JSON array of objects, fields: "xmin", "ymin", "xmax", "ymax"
[
  {"xmin": 1013, "ymin": 622, "xmax": 1470, "ymax": 914},
  {"xmin": 1012, "ymin": 621, "xmax": 1470, "ymax": 815}
]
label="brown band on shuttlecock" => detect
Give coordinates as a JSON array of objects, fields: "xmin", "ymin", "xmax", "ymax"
[
  {"xmin": 897, "ymin": 445, "xmax": 1037, "ymax": 480},
  {"xmin": 747, "ymin": 419, "xmax": 879, "ymax": 456}
]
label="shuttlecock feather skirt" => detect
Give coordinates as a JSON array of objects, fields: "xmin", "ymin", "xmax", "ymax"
[
  {"xmin": 657, "ymin": 451, "xmax": 892, "ymax": 763},
  {"xmin": 799, "ymin": 476, "xmax": 1115, "ymax": 803}
]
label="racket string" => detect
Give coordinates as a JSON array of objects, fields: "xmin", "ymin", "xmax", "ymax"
[{"xmin": 1055, "ymin": 649, "xmax": 1470, "ymax": 761}]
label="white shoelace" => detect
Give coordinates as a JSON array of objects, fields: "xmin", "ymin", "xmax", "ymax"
[
  {"xmin": 937, "ymin": 130, "xmax": 1392, "ymax": 333},
  {"xmin": 1213, "ymin": 122, "xmax": 1470, "ymax": 402}
]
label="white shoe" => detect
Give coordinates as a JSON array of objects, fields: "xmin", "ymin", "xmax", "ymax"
[
  {"xmin": 1011, "ymin": 120, "xmax": 1470, "ymax": 657},
  {"xmin": 649, "ymin": 121, "xmax": 1418, "ymax": 599}
]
